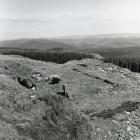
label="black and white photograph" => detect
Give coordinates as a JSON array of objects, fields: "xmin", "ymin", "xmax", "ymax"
[{"xmin": 0, "ymin": 0, "xmax": 140, "ymax": 139}]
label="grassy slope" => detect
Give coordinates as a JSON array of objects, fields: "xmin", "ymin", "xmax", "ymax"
[
  {"xmin": 0, "ymin": 54, "xmax": 140, "ymax": 139},
  {"xmin": 0, "ymin": 55, "xmax": 92, "ymax": 140}
]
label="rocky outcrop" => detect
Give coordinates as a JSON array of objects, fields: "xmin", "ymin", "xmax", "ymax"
[
  {"xmin": 48, "ymin": 74, "xmax": 62, "ymax": 85},
  {"xmin": 17, "ymin": 76, "xmax": 36, "ymax": 89}
]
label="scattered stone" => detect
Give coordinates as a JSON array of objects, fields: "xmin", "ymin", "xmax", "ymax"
[
  {"xmin": 48, "ymin": 74, "xmax": 62, "ymax": 85},
  {"xmin": 121, "ymin": 74, "xmax": 126, "ymax": 78},
  {"xmin": 126, "ymin": 111, "xmax": 131, "ymax": 115},
  {"xmin": 31, "ymin": 72, "xmax": 44, "ymax": 82},
  {"xmin": 32, "ymin": 87, "xmax": 36, "ymax": 90},
  {"xmin": 112, "ymin": 119, "xmax": 118, "ymax": 124},
  {"xmin": 98, "ymin": 68, "xmax": 105, "ymax": 72},
  {"xmin": 113, "ymin": 113, "xmax": 126, "ymax": 121},
  {"xmin": 17, "ymin": 76, "xmax": 36, "ymax": 89},
  {"xmin": 30, "ymin": 95, "xmax": 36, "ymax": 99},
  {"xmin": 126, "ymin": 121, "xmax": 130, "ymax": 124}
]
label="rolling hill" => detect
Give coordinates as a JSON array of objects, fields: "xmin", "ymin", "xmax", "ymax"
[
  {"xmin": 56, "ymin": 34, "xmax": 140, "ymax": 49},
  {"xmin": 0, "ymin": 38, "xmax": 78, "ymax": 51}
]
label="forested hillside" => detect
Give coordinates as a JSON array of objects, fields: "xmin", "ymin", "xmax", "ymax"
[
  {"xmin": 0, "ymin": 48, "xmax": 102, "ymax": 64},
  {"xmin": 104, "ymin": 57, "xmax": 140, "ymax": 72}
]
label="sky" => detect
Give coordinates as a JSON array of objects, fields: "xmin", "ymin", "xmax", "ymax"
[{"xmin": 0, "ymin": 0, "xmax": 140, "ymax": 40}]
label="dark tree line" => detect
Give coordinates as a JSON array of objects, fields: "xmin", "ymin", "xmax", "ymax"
[
  {"xmin": 0, "ymin": 48, "xmax": 96, "ymax": 64},
  {"xmin": 2, "ymin": 48, "xmax": 140, "ymax": 73},
  {"xmin": 104, "ymin": 56, "xmax": 140, "ymax": 72}
]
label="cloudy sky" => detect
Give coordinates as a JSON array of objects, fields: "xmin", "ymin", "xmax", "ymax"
[{"xmin": 0, "ymin": 0, "xmax": 140, "ymax": 40}]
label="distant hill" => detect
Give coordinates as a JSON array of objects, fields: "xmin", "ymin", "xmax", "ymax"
[
  {"xmin": 2, "ymin": 35, "xmax": 140, "ymax": 51},
  {"xmin": 55, "ymin": 35, "xmax": 140, "ymax": 57},
  {"xmin": 1, "ymin": 35, "xmax": 140, "ymax": 57},
  {"xmin": 0, "ymin": 38, "xmax": 78, "ymax": 52},
  {"xmin": 56, "ymin": 36, "xmax": 140, "ymax": 49},
  {"xmin": 0, "ymin": 38, "xmax": 103, "ymax": 63}
]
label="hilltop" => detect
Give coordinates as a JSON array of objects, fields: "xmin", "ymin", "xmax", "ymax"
[{"xmin": 0, "ymin": 54, "xmax": 140, "ymax": 139}]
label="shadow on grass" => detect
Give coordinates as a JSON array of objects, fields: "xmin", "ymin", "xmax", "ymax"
[{"xmin": 90, "ymin": 101, "xmax": 140, "ymax": 119}]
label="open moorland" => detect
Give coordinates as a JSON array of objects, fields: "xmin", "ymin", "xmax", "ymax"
[{"xmin": 0, "ymin": 54, "xmax": 140, "ymax": 139}]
